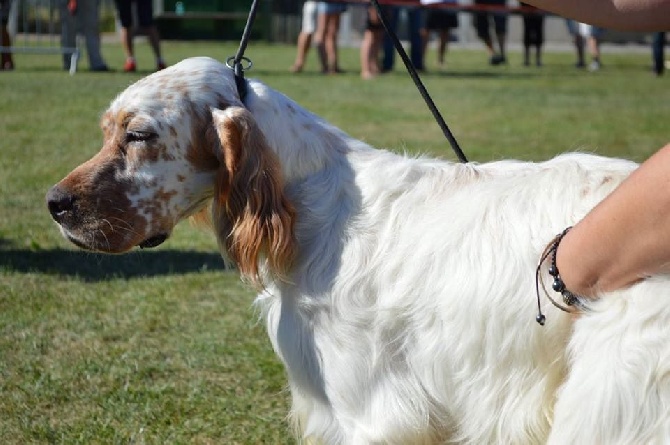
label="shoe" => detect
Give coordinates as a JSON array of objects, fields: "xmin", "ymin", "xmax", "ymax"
[
  {"xmin": 489, "ymin": 54, "xmax": 506, "ymax": 66},
  {"xmin": 156, "ymin": 61, "xmax": 167, "ymax": 71},
  {"xmin": 588, "ymin": 59, "xmax": 601, "ymax": 72},
  {"xmin": 123, "ymin": 59, "xmax": 137, "ymax": 72}
]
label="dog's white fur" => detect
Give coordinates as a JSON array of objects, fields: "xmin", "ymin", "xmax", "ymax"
[{"xmin": 49, "ymin": 57, "xmax": 670, "ymax": 444}]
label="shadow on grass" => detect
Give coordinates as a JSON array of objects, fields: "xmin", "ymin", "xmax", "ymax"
[{"xmin": 0, "ymin": 243, "xmax": 229, "ymax": 282}]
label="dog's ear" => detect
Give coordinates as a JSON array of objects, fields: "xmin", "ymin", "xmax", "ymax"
[{"xmin": 210, "ymin": 106, "xmax": 296, "ymax": 286}]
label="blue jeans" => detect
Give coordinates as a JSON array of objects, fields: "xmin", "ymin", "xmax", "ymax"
[
  {"xmin": 652, "ymin": 32, "xmax": 666, "ymax": 76},
  {"xmin": 382, "ymin": 7, "xmax": 426, "ymax": 71}
]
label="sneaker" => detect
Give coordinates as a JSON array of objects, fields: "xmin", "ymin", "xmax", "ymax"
[
  {"xmin": 123, "ymin": 59, "xmax": 137, "ymax": 72},
  {"xmin": 588, "ymin": 59, "xmax": 601, "ymax": 72},
  {"xmin": 489, "ymin": 54, "xmax": 506, "ymax": 66},
  {"xmin": 156, "ymin": 61, "xmax": 167, "ymax": 71}
]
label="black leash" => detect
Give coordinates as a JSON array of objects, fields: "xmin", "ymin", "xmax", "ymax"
[
  {"xmin": 226, "ymin": 0, "xmax": 259, "ymax": 103},
  {"xmin": 230, "ymin": 0, "xmax": 468, "ymax": 164},
  {"xmin": 370, "ymin": 0, "xmax": 468, "ymax": 163}
]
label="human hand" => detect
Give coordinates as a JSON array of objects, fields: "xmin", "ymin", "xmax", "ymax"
[{"xmin": 68, "ymin": 0, "xmax": 77, "ymax": 15}]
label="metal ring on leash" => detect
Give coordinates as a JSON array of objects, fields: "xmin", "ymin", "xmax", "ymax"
[
  {"xmin": 226, "ymin": 55, "xmax": 253, "ymax": 73},
  {"xmin": 226, "ymin": 0, "xmax": 260, "ymax": 103}
]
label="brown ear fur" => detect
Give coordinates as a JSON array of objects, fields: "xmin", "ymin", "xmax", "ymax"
[{"xmin": 211, "ymin": 106, "xmax": 296, "ymax": 285}]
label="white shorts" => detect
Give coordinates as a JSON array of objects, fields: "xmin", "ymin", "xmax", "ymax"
[
  {"xmin": 566, "ymin": 20, "xmax": 604, "ymax": 38},
  {"xmin": 301, "ymin": 1, "xmax": 318, "ymax": 34}
]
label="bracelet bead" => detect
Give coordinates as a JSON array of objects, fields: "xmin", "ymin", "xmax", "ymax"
[{"xmin": 535, "ymin": 226, "xmax": 587, "ymax": 325}]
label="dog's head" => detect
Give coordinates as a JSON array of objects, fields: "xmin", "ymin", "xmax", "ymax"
[{"xmin": 46, "ymin": 57, "xmax": 296, "ymax": 283}]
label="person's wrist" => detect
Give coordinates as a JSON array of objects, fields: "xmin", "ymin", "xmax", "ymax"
[{"xmin": 555, "ymin": 227, "xmax": 598, "ymax": 298}]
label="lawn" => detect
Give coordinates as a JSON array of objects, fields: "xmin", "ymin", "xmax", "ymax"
[{"xmin": 0, "ymin": 39, "xmax": 668, "ymax": 444}]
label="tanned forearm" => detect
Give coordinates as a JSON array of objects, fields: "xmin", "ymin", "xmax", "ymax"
[
  {"xmin": 521, "ymin": 0, "xmax": 670, "ymax": 31},
  {"xmin": 556, "ymin": 144, "xmax": 670, "ymax": 296}
]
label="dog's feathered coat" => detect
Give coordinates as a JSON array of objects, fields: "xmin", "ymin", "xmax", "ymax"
[{"xmin": 47, "ymin": 57, "xmax": 670, "ymax": 444}]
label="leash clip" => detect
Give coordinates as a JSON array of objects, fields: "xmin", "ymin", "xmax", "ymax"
[
  {"xmin": 226, "ymin": 55, "xmax": 253, "ymax": 74},
  {"xmin": 226, "ymin": 56, "xmax": 253, "ymax": 103}
]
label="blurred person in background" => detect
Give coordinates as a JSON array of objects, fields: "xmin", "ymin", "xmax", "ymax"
[
  {"xmin": 473, "ymin": 0, "xmax": 508, "ymax": 65},
  {"xmin": 381, "ymin": 5, "xmax": 425, "ymax": 72},
  {"xmin": 566, "ymin": 20, "xmax": 604, "ymax": 71},
  {"xmin": 421, "ymin": 0, "xmax": 459, "ymax": 69},
  {"xmin": 519, "ymin": 2, "xmax": 544, "ymax": 67},
  {"xmin": 360, "ymin": 3, "xmax": 387, "ymax": 79},
  {"xmin": 314, "ymin": 1, "xmax": 347, "ymax": 74},
  {"xmin": 113, "ymin": 0, "xmax": 165, "ymax": 72},
  {"xmin": 60, "ymin": 0, "xmax": 110, "ymax": 71},
  {"xmin": 291, "ymin": 1, "xmax": 318, "ymax": 73},
  {"xmin": 652, "ymin": 32, "xmax": 666, "ymax": 76},
  {"xmin": 1, "ymin": 0, "xmax": 14, "ymax": 70}
]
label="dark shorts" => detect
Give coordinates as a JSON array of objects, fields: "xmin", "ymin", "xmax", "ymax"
[
  {"xmin": 426, "ymin": 9, "xmax": 459, "ymax": 31},
  {"xmin": 473, "ymin": 0, "xmax": 508, "ymax": 40},
  {"xmin": 366, "ymin": 5, "xmax": 390, "ymax": 31},
  {"xmin": 114, "ymin": 0, "xmax": 154, "ymax": 28}
]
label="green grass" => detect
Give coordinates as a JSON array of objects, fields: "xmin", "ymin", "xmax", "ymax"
[{"xmin": 1, "ymin": 40, "xmax": 668, "ymax": 443}]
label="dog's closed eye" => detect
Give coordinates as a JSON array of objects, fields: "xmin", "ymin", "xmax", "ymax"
[{"xmin": 126, "ymin": 130, "xmax": 157, "ymax": 143}]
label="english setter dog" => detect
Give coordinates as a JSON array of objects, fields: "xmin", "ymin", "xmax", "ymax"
[{"xmin": 47, "ymin": 57, "xmax": 670, "ymax": 444}]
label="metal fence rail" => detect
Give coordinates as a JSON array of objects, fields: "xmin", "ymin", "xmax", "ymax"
[{"xmin": 1, "ymin": 0, "xmax": 79, "ymax": 73}]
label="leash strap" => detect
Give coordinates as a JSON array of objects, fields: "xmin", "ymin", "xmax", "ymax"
[
  {"xmin": 228, "ymin": 0, "xmax": 260, "ymax": 103},
  {"xmin": 231, "ymin": 0, "xmax": 468, "ymax": 163},
  {"xmin": 370, "ymin": 0, "xmax": 468, "ymax": 163}
]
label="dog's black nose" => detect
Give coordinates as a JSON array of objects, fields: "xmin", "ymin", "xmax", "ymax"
[{"xmin": 46, "ymin": 185, "xmax": 76, "ymax": 223}]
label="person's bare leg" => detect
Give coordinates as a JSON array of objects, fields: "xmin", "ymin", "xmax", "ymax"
[
  {"xmin": 556, "ymin": 143, "xmax": 670, "ymax": 296},
  {"xmin": 360, "ymin": 29, "xmax": 375, "ymax": 79},
  {"xmin": 496, "ymin": 31, "xmax": 506, "ymax": 59},
  {"xmin": 574, "ymin": 34, "xmax": 585, "ymax": 66},
  {"xmin": 292, "ymin": 31, "xmax": 312, "ymax": 72},
  {"xmin": 1, "ymin": 25, "xmax": 13, "ymax": 69},
  {"xmin": 587, "ymin": 35, "xmax": 601, "ymax": 70},
  {"xmin": 421, "ymin": 27, "xmax": 430, "ymax": 63},
  {"xmin": 370, "ymin": 29, "xmax": 382, "ymax": 75},
  {"xmin": 324, "ymin": 13, "xmax": 341, "ymax": 73},
  {"xmin": 145, "ymin": 26, "xmax": 162, "ymax": 60},
  {"xmin": 314, "ymin": 12, "xmax": 328, "ymax": 73},
  {"xmin": 483, "ymin": 36, "xmax": 495, "ymax": 57},
  {"xmin": 438, "ymin": 29, "xmax": 449, "ymax": 66},
  {"xmin": 120, "ymin": 26, "xmax": 133, "ymax": 60}
]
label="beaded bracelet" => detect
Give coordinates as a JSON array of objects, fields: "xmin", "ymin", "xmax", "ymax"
[{"xmin": 535, "ymin": 227, "xmax": 589, "ymax": 326}]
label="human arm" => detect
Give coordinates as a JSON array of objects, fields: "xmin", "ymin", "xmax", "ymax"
[
  {"xmin": 556, "ymin": 143, "xmax": 670, "ymax": 297},
  {"xmin": 521, "ymin": 0, "xmax": 670, "ymax": 31}
]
